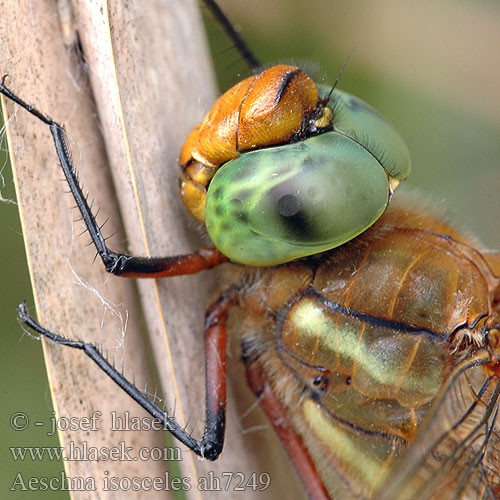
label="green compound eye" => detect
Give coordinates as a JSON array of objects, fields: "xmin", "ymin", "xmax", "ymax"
[
  {"xmin": 323, "ymin": 87, "xmax": 410, "ymax": 182},
  {"xmin": 205, "ymin": 89, "xmax": 410, "ymax": 266}
]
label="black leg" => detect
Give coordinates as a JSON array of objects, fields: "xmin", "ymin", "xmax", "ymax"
[
  {"xmin": 17, "ymin": 288, "xmax": 238, "ymax": 459},
  {"xmin": 0, "ymin": 77, "xmax": 228, "ymax": 278}
]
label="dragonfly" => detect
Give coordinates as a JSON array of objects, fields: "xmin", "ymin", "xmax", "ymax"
[{"xmin": 1, "ymin": 1, "xmax": 499, "ymax": 499}]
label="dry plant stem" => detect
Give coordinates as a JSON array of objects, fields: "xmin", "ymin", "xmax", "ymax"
[
  {"xmin": 0, "ymin": 1, "xmax": 303, "ymax": 499},
  {"xmin": 0, "ymin": 2, "xmax": 169, "ymax": 499}
]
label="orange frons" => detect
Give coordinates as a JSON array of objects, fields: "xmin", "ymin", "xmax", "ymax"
[{"xmin": 179, "ymin": 65, "xmax": 320, "ymax": 221}]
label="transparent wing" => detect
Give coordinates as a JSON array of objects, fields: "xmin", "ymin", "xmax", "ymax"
[{"xmin": 380, "ymin": 351, "xmax": 500, "ymax": 500}]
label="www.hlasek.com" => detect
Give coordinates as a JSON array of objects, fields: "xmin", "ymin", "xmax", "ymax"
[{"xmin": 10, "ymin": 440, "xmax": 182, "ymax": 462}]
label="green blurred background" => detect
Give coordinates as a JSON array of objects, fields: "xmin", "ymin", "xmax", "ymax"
[{"xmin": 1, "ymin": 0, "xmax": 499, "ymax": 497}]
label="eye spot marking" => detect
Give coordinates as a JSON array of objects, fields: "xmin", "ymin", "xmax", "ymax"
[
  {"xmin": 234, "ymin": 211, "xmax": 249, "ymax": 223},
  {"xmin": 212, "ymin": 187, "xmax": 223, "ymax": 200},
  {"xmin": 277, "ymin": 194, "xmax": 301, "ymax": 218}
]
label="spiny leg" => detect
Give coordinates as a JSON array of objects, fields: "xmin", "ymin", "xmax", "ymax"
[
  {"xmin": 18, "ymin": 287, "xmax": 238, "ymax": 459},
  {"xmin": 0, "ymin": 77, "xmax": 227, "ymax": 278},
  {"xmin": 243, "ymin": 350, "xmax": 331, "ymax": 500}
]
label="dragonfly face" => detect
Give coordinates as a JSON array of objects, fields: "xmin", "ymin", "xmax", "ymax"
[{"xmin": 179, "ymin": 65, "xmax": 410, "ymax": 266}]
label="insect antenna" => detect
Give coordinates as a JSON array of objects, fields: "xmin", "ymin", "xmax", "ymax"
[
  {"xmin": 326, "ymin": 47, "xmax": 355, "ymax": 103},
  {"xmin": 202, "ymin": 0, "xmax": 260, "ymax": 71}
]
